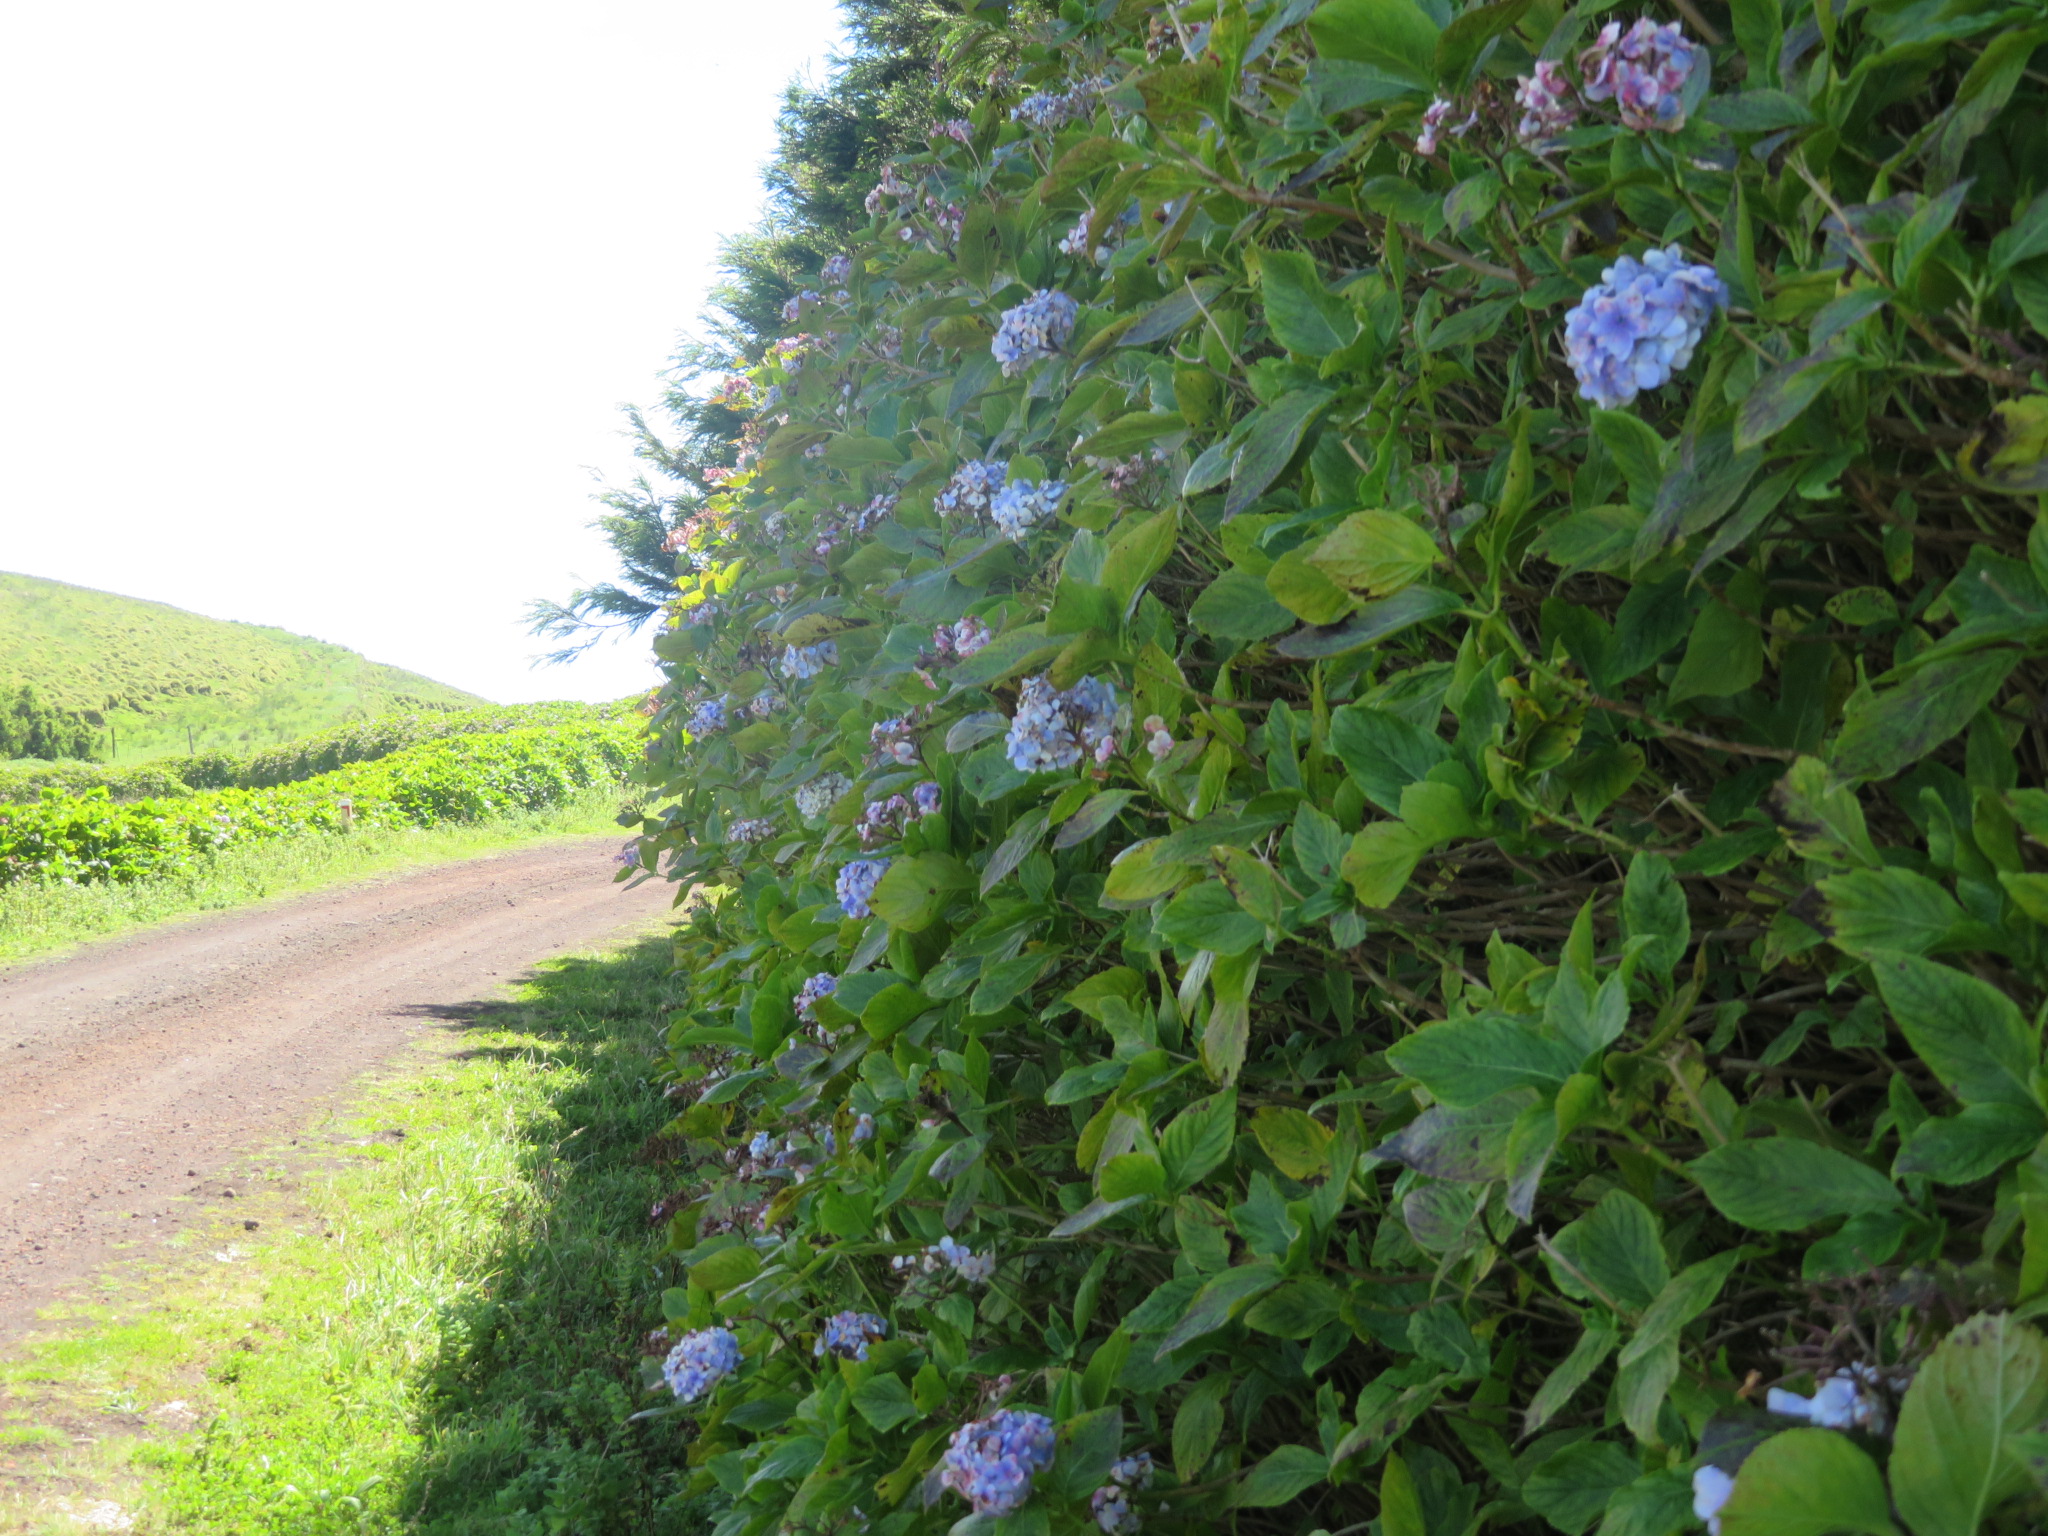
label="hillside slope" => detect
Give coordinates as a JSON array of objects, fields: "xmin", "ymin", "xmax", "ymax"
[{"xmin": 0, "ymin": 572, "xmax": 486, "ymax": 761}]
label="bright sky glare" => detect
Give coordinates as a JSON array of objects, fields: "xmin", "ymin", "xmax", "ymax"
[{"xmin": 0, "ymin": 0, "xmax": 845, "ymax": 704}]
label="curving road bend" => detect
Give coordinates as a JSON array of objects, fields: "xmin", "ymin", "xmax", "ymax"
[{"xmin": 0, "ymin": 836, "xmax": 677, "ymax": 1345}]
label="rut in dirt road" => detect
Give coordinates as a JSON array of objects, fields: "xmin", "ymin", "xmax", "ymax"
[{"xmin": 0, "ymin": 835, "xmax": 678, "ymax": 1345}]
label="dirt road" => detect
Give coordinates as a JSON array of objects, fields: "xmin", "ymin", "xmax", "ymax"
[{"xmin": 0, "ymin": 836, "xmax": 678, "ymax": 1344}]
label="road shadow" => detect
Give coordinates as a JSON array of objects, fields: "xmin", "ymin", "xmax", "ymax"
[{"xmin": 383, "ymin": 932, "xmax": 706, "ymax": 1536}]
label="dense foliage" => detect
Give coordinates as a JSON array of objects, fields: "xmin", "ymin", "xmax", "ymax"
[
  {"xmin": 0, "ymin": 702, "xmax": 631, "ymax": 805},
  {"xmin": 0, "ymin": 570, "xmax": 482, "ymax": 761},
  {"xmin": 0, "ymin": 683, "xmax": 98, "ymax": 762},
  {"xmin": 620, "ymin": 1, "xmax": 2048, "ymax": 1533},
  {"xmin": 0, "ymin": 716, "xmax": 635, "ymax": 887}
]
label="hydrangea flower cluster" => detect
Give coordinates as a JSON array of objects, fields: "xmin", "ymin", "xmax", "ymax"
[
  {"xmin": 911, "ymin": 780, "xmax": 942, "ymax": 817},
  {"xmin": 1563, "ymin": 245, "xmax": 1727, "ymax": 410},
  {"xmin": 869, "ymin": 715, "xmax": 921, "ymax": 768},
  {"xmin": 1058, "ymin": 204, "xmax": 1137, "ymax": 264},
  {"xmin": 814, "ymin": 1310, "xmax": 888, "ymax": 1361},
  {"xmin": 821, "ymin": 253, "xmax": 853, "ymax": 285},
  {"xmin": 836, "ymin": 858, "xmax": 890, "ymax": 919},
  {"xmin": 780, "ymin": 289, "xmax": 821, "ymax": 322},
  {"xmin": 1011, "ymin": 83, "xmax": 1097, "ymax": 130},
  {"xmin": 1090, "ymin": 1451, "xmax": 1156, "ymax": 1534},
  {"xmin": 932, "ymin": 616, "xmax": 993, "ymax": 660},
  {"xmin": 991, "ymin": 290, "xmax": 1079, "ymax": 375},
  {"xmin": 1007, "ymin": 674, "xmax": 1120, "ymax": 773},
  {"xmin": 793, "ymin": 773, "xmax": 851, "ymax": 820},
  {"xmin": 991, "ymin": 478, "xmax": 1069, "ymax": 541},
  {"xmin": 1416, "ymin": 95, "xmax": 1478, "ymax": 155},
  {"xmin": 1766, "ymin": 1365, "xmax": 1892, "ymax": 1433},
  {"xmin": 747, "ymin": 691, "xmax": 781, "ymax": 720},
  {"xmin": 940, "ymin": 1408, "xmax": 1058, "ymax": 1516},
  {"xmin": 931, "ymin": 117, "xmax": 973, "ymax": 143},
  {"xmin": 794, "ymin": 973, "xmax": 837, "ymax": 1020},
  {"xmin": 1514, "ymin": 60, "xmax": 1579, "ymax": 142},
  {"xmin": 1580, "ymin": 18, "xmax": 1698, "ymax": 131},
  {"xmin": 686, "ymin": 696, "xmax": 728, "ymax": 736},
  {"xmin": 778, "ymin": 640, "xmax": 839, "ymax": 679},
  {"xmin": 1083, "ymin": 446, "xmax": 1170, "ymax": 501},
  {"xmin": 857, "ymin": 794, "xmax": 912, "ymax": 847},
  {"xmin": 892, "ymin": 1234, "xmax": 996, "ymax": 1283},
  {"xmin": 851, "ymin": 491, "xmax": 898, "ymax": 533},
  {"xmin": 1141, "ymin": 714, "xmax": 1175, "ymax": 761},
  {"xmin": 852, "ymin": 1112, "xmax": 875, "ymax": 1143},
  {"xmin": 863, "ymin": 162, "xmax": 913, "ymax": 214},
  {"xmin": 936, "ymin": 459, "xmax": 1009, "ymax": 517},
  {"xmin": 614, "ymin": 840, "xmax": 644, "ymax": 870},
  {"xmin": 1691, "ymin": 1466, "xmax": 1734, "ymax": 1536},
  {"xmin": 727, "ymin": 817, "xmax": 776, "ymax": 845},
  {"xmin": 661, "ymin": 1327, "xmax": 740, "ymax": 1403}
]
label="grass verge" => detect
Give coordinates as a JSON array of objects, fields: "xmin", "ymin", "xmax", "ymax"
[
  {"xmin": 0, "ymin": 933, "xmax": 699, "ymax": 1535},
  {"xmin": 0, "ymin": 785, "xmax": 633, "ymax": 970}
]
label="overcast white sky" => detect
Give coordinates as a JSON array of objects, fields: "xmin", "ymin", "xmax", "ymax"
[{"xmin": 0, "ymin": 0, "xmax": 844, "ymax": 703}]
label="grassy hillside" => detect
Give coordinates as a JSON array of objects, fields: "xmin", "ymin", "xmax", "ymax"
[{"xmin": 0, "ymin": 571, "xmax": 487, "ymax": 761}]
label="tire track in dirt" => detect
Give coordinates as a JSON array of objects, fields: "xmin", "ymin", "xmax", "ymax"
[{"xmin": 0, "ymin": 835, "xmax": 676, "ymax": 1343}]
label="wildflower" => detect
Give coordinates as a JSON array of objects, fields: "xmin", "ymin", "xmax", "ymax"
[
  {"xmin": 614, "ymin": 840, "xmax": 643, "ymax": 869},
  {"xmin": 857, "ymin": 794, "xmax": 911, "ymax": 846},
  {"xmin": 1562, "ymin": 245, "xmax": 1727, "ymax": 410},
  {"xmin": 727, "ymin": 817, "xmax": 776, "ymax": 845},
  {"xmin": 778, "ymin": 640, "xmax": 839, "ymax": 680},
  {"xmin": 936, "ymin": 459, "xmax": 1009, "ymax": 518},
  {"xmin": 747, "ymin": 691, "xmax": 780, "ymax": 720},
  {"xmin": 990, "ymin": 477, "xmax": 1068, "ymax": 541},
  {"xmin": 1090, "ymin": 1452, "xmax": 1154, "ymax": 1534},
  {"xmin": 852, "ymin": 1112, "xmax": 875, "ymax": 1143},
  {"xmin": 941, "ymin": 1408, "xmax": 1058, "ymax": 1516},
  {"xmin": 836, "ymin": 858, "xmax": 891, "ymax": 919},
  {"xmin": 822, "ymin": 254, "xmax": 853, "ymax": 285},
  {"xmin": 1514, "ymin": 60, "xmax": 1580, "ymax": 142},
  {"xmin": 933, "ymin": 615, "xmax": 993, "ymax": 660},
  {"xmin": 1011, "ymin": 86, "xmax": 1097, "ymax": 130},
  {"xmin": 815, "ymin": 1310, "xmax": 889, "ymax": 1361},
  {"xmin": 892, "ymin": 1234, "xmax": 995, "ymax": 1283},
  {"xmin": 869, "ymin": 716, "xmax": 921, "ymax": 768},
  {"xmin": 661, "ymin": 1328, "xmax": 740, "ymax": 1403},
  {"xmin": 851, "ymin": 491, "xmax": 899, "ymax": 532},
  {"xmin": 748, "ymin": 1130, "xmax": 774, "ymax": 1160},
  {"xmin": 1005, "ymin": 674, "xmax": 1120, "ymax": 774},
  {"xmin": 686, "ymin": 696, "xmax": 728, "ymax": 736},
  {"xmin": 1142, "ymin": 714, "xmax": 1174, "ymax": 761},
  {"xmin": 1416, "ymin": 96, "xmax": 1477, "ymax": 156},
  {"xmin": 1579, "ymin": 18, "xmax": 1698, "ymax": 132},
  {"xmin": 1691, "ymin": 1466, "xmax": 1734, "ymax": 1536},
  {"xmin": 795, "ymin": 973, "xmax": 838, "ymax": 1020},
  {"xmin": 1766, "ymin": 1366, "xmax": 1889, "ymax": 1434},
  {"xmin": 927, "ymin": 197, "xmax": 966, "ymax": 241},
  {"xmin": 793, "ymin": 773, "xmax": 852, "ymax": 820},
  {"xmin": 932, "ymin": 117, "xmax": 974, "ymax": 144},
  {"xmin": 991, "ymin": 290, "xmax": 1079, "ymax": 375},
  {"xmin": 911, "ymin": 781, "xmax": 942, "ymax": 817}
]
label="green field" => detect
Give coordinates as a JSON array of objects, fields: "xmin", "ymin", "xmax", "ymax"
[{"xmin": 0, "ymin": 572, "xmax": 485, "ymax": 762}]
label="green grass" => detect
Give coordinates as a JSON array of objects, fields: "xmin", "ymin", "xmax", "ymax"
[
  {"xmin": 0, "ymin": 785, "xmax": 635, "ymax": 970},
  {"xmin": 0, "ymin": 934, "xmax": 703, "ymax": 1535},
  {"xmin": 0, "ymin": 571, "xmax": 485, "ymax": 762}
]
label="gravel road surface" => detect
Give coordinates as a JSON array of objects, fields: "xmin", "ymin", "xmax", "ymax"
[{"xmin": 0, "ymin": 836, "xmax": 676, "ymax": 1344}]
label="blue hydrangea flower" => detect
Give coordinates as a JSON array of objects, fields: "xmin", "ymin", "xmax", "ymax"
[
  {"xmin": 686, "ymin": 696, "xmax": 728, "ymax": 736},
  {"xmin": 941, "ymin": 1408, "xmax": 1058, "ymax": 1516},
  {"xmin": 992, "ymin": 290, "xmax": 1079, "ymax": 375},
  {"xmin": 990, "ymin": 477, "xmax": 1068, "ymax": 541},
  {"xmin": 727, "ymin": 817, "xmax": 775, "ymax": 845},
  {"xmin": 852, "ymin": 1111, "xmax": 875, "ymax": 1143},
  {"xmin": 1580, "ymin": 18, "xmax": 1697, "ymax": 132},
  {"xmin": 836, "ymin": 858, "xmax": 890, "ymax": 919},
  {"xmin": 936, "ymin": 458, "xmax": 1008, "ymax": 518},
  {"xmin": 661, "ymin": 1327, "xmax": 740, "ymax": 1403},
  {"xmin": 1563, "ymin": 246, "xmax": 1727, "ymax": 410},
  {"xmin": 1090, "ymin": 1449, "xmax": 1155, "ymax": 1533},
  {"xmin": 747, "ymin": 1129, "xmax": 774, "ymax": 1160},
  {"xmin": 815, "ymin": 1310, "xmax": 889, "ymax": 1361},
  {"xmin": 779, "ymin": 640, "xmax": 839, "ymax": 680},
  {"xmin": 795, "ymin": 973, "xmax": 837, "ymax": 1020},
  {"xmin": 1006, "ymin": 674, "xmax": 1120, "ymax": 773},
  {"xmin": 911, "ymin": 781, "xmax": 942, "ymax": 817},
  {"xmin": 821, "ymin": 253, "xmax": 853, "ymax": 285}
]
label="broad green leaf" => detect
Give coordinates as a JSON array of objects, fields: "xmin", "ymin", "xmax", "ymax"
[
  {"xmin": 1244, "ymin": 1276, "xmax": 1344, "ymax": 1337},
  {"xmin": 1189, "ymin": 569, "xmax": 1293, "ymax": 641},
  {"xmin": 1250, "ymin": 1105, "xmax": 1333, "ymax": 1179},
  {"xmin": 1690, "ymin": 1138, "xmax": 1902, "ymax": 1230},
  {"xmin": 1893, "ymin": 1103, "xmax": 2046, "ymax": 1184},
  {"xmin": 1522, "ymin": 1440, "xmax": 1640, "ymax": 1536},
  {"xmin": 1341, "ymin": 820, "xmax": 1427, "ymax": 907},
  {"xmin": 1233, "ymin": 1443, "xmax": 1328, "ymax": 1506},
  {"xmin": 1544, "ymin": 1191, "xmax": 1670, "ymax": 1312},
  {"xmin": 1227, "ymin": 388, "xmax": 1333, "ymax": 518},
  {"xmin": 1734, "ymin": 340, "xmax": 1855, "ymax": 451},
  {"xmin": 1386, "ymin": 1014, "xmax": 1581, "ymax": 1106},
  {"xmin": 1155, "ymin": 1261, "xmax": 1283, "ymax": 1358},
  {"xmin": 1719, "ymin": 1429, "xmax": 1899, "ymax": 1536},
  {"xmin": 1310, "ymin": 510, "xmax": 1441, "ymax": 596},
  {"xmin": 1664, "ymin": 595, "xmax": 1764, "ymax": 705},
  {"xmin": 851, "ymin": 1373, "xmax": 921, "ymax": 1432},
  {"xmin": 1869, "ymin": 949, "xmax": 2040, "ymax": 1110},
  {"xmin": 1328, "ymin": 704, "xmax": 1451, "ymax": 815},
  {"xmin": 1523, "ymin": 1320, "xmax": 1620, "ymax": 1435},
  {"xmin": 1374, "ymin": 1092, "xmax": 1528, "ymax": 1181},
  {"xmin": 1258, "ymin": 247, "xmax": 1360, "ymax": 358},
  {"xmin": 1819, "ymin": 866, "xmax": 1970, "ymax": 958},
  {"xmin": 1892, "ymin": 1312, "xmax": 2048, "ymax": 1536},
  {"xmin": 1271, "ymin": 585, "xmax": 1462, "ymax": 657},
  {"xmin": 1307, "ymin": 0, "xmax": 1441, "ymax": 85},
  {"xmin": 1831, "ymin": 648, "xmax": 2018, "ymax": 784},
  {"xmin": 1266, "ymin": 545, "xmax": 1359, "ymax": 624},
  {"xmin": 1622, "ymin": 852, "xmax": 1689, "ymax": 981},
  {"xmin": 1172, "ymin": 1374, "xmax": 1229, "ymax": 1480},
  {"xmin": 1157, "ymin": 882, "xmax": 1267, "ymax": 955},
  {"xmin": 1161, "ymin": 1091, "xmax": 1237, "ymax": 1191},
  {"xmin": 870, "ymin": 852, "xmax": 973, "ymax": 932}
]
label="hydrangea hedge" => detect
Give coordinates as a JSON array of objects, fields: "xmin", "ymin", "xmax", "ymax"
[{"xmin": 625, "ymin": 0, "xmax": 2048, "ymax": 1531}]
